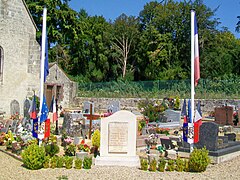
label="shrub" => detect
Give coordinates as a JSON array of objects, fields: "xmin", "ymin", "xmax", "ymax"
[
  {"xmin": 175, "ymin": 157, "xmax": 185, "ymax": 172},
  {"xmin": 184, "ymin": 159, "xmax": 189, "ymax": 172},
  {"xmin": 140, "ymin": 158, "xmax": 148, "ymax": 171},
  {"xmin": 21, "ymin": 144, "xmax": 45, "ymax": 170},
  {"xmin": 64, "ymin": 156, "xmax": 73, "ymax": 169},
  {"xmin": 149, "ymin": 158, "xmax": 157, "ymax": 172},
  {"xmin": 83, "ymin": 156, "xmax": 92, "ymax": 169},
  {"xmin": 56, "ymin": 156, "xmax": 65, "ymax": 168},
  {"xmin": 166, "ymin": 159, "xmax": 175, "ymax": 171},
  {"xmin": 50, "ymin": 156, "xmax": 57, "ymax": 169},
  {"xmin": 45, "ymin": 143, "xmax": 60, "ymax": 157},
  {"xmin": 43, "ymin": 155, "xmax": 50, "ymax": 168},
  {"xmin": 189, "ymin": 147, "xmax": 210, "ymax": 172},
  {"xmin": 158, "ymin": 158, "xmax": 166, "ymax": 172},
  {"xmin": 92, "ymin": 129, "xmax": 100, "ymax": 148},
  {"xmin": 75, "ymin": 158, "xmax": 82, "ymax": 169}
]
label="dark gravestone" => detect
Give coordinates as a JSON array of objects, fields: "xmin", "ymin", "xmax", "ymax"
[
  {"xmin": 23, "ymin": 99, "xmax": 31, "ymax": 119},
  {"xmin": 195, "ymin": 122, "xmax": 219, "ymax": 151},
  {"xmin": 224, "ymin": 133, "xmax": 236, "ymax": 141},
  {"xmin": 215, "ymin": 106, "xmax": 234, "ymax": 126},
  {"xmin": 10, "ymin": 100, "xmax": 20, "ymax": 115}
]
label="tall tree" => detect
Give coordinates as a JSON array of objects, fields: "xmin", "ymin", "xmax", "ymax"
[{"xmin": 110, "ymin": 14, "xmax": 140, "ymax": 79}]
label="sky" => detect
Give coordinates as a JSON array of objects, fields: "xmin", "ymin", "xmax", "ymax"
[{"xmin": 69, "ymin": 0, "xmax": 240, "ymax": 39}]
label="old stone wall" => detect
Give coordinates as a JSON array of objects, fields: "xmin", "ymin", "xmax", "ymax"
[
  {"xmin": 0, "ymin": 0, "xmax": 40, "ymax": 116},
  {"xmin": 72, "ymin": 97, "xmax": 240, "ymax": 114}
]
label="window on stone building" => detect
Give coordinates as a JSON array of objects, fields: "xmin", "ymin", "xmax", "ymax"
[{"xmin": 0, "ymin": 46, "xmax": 3, "ymax": 83}]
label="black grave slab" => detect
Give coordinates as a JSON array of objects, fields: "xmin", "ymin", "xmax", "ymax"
[{"xmin": 194, "ymin": 122, "xmax": 219, "ymax": 151}]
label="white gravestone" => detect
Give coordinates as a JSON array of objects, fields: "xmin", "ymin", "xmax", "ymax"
[{"xmin": 95, "ymin": 110, "xmax": 140, "ymax": 167}]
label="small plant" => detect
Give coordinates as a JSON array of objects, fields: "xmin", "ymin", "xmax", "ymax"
[
  {"xmin": 92, "ymin": 129, "xmax": 100, "ymax": 148},
  {"xmin": 166, "ymin": 159, "xmax": 175, "ymax": 171},
  {"xmin": 64, "ymin": 144, "xmax": 76, "ymax": 156},
  {"xmin": 140, "ymin": 158, "xmax": 148, "ymax": 171},
  {"xmin": 189, "ymin": 147, "xmax": 210, "ymax": 172},
  {"xmin": 158, "ymin": 158, "xmax": 166, "ymax": 172},
  {"xmin": 175, "ymin": 157, "xmax": 185, "ymax": 172},
  {"xmin": 75, "ymin": 158, "xmax": 82, "ymax": 169},
  {"xmin": 56, "ymin": 156, "xmax": 65, "ymax": 168},
  {"xmin": 57, "ymin": 175, "xmax": 68, "ymax": 180},
  {"xmin": 149, "ymin": 158, "xmax": 157, "ymax": 172},
  {"xmin": 21, "ymin": 144, "xmax": 45, "ymax": 170},
  {"xmin": 43, "ymin": 155, "xmax": 50, "ymax": 168},
  {"xmin": 64, "ymin": 156, "xmax": 73, "ymax": 169},
  {"xmin": 138, "ymin": 120, "xmax": 146, "ymax": 131},
  {"xmin": 45, "ymin": 143, "xmax": 60, "ymax": 157},
  {"xmin": 83, "ymin": 156, "xmax": 92, "ymax": 169},
  {"xmin": 50, "ymin": 156, "xmax": 57, "ymax": 169}
]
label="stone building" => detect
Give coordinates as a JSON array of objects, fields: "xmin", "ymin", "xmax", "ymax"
[
  {"xmin": 0, "ymin": 0, "xmax": 40, "ymax": 116},
  {"xmin": 0, "ymin": 0, "xmax": 77, "ymax": 116},
  {"xmin": 45, "ymin": 63, "xmax": 78, "ymax": 110}
]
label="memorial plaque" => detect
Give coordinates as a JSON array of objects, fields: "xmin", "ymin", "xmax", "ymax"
[{"xmin": 108, "ymin": 122, "xmax": 128, "ymax": 153}]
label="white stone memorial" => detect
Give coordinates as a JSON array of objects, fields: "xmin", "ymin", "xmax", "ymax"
[{"xmin": 95, "ymin": 110, "xmax": 140, "ymax": 167}]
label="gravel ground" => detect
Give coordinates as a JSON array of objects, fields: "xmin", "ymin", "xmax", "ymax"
[{"xmin": 1, "ymin": 150, "xmax": 240, "ymax": 180}]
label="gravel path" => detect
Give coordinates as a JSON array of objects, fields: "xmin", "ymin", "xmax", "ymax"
[{"xmin": 1, "ymin": 150, "xmax": 240, "ymax": 180}]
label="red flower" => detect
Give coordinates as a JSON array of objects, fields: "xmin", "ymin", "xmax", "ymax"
[{"xmin": 81, "ymin": 139, "xmax": 85, "ymax": 144}]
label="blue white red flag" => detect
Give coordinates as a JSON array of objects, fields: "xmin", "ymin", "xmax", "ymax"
[
  {"xmin": 182, "ymin": 99, "xmax": 188, "ymax": 142},
  {"xmin": 29, "ymin": 94, "xmax": 37, "ymax": 119},
  {"xmin": 194, "ymin": 11, "xmax": 200, "ymax": 86},
  {"xmin": 194, "ymin": 100, "xmax": 202, "ymax": 143}
]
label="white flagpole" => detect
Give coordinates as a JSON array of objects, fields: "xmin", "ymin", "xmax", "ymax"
[
  {"xmin": 39, "ymin": 7, "xmax": 47, "ymax": 146},
  {"xmin": 190, "ymin": 10, "xmax": 195, "ymax": 153}
]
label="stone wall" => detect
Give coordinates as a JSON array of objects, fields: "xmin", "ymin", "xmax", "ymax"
[
  {"xmin": 72, "ymin": 97, "xmax": 240, "ymax": 114},
  {"xmin": 0, "ymin": 0, "xmax": 40, "ymax": 116}
]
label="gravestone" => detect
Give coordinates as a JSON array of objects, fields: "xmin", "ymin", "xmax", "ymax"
[
  {"xmin": 215, "ymin": 106, "xmax": 234, "ymax": 126},
  {"xmin": 107, "ymin": 101, "xmax": 120, "ymax": 113},
  {"xmin": 23, "ymin": 99, "xmax": 31, "ymax": 119},
  {"xmin": 62, "ymin": 112, "xmax": 86, "ymax": 137},
  {"xmin": 95, "ymin": 110, "xmax": 140, "ymax": 167},
  {"xmin": 158, "ymin": 109, "xmax": 181, "ymax": 128},
  {"xmin": 10, "ymin": 100, "xmax": 20, "ymax": 115},
  {"xmin": 195, "ymin": 122, "xmax": 219, "ymax": 151},
  {"xmin": 10, "ymin": 120, "xmax": 18, "ymax": 133},
  {"xmin": 83, "ymin": 101, "xmax": 94, "ymax": 114},
  {"xmin": 1, "ymin": 120, "xmax": 13, "ymax": 133}
]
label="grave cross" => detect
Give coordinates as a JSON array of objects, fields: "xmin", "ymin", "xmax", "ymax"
[{"xmin": 83, "ymin": 104, "xmax": 100, "ymax": 139}]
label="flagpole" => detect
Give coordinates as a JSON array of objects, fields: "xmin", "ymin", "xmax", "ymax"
[
  {"xmin": 190, "ymin": 9, "xmax": 195, "ymax": 153},
  {"xmin": 39, "ymin": 7, "xmax": 47, "ymax": 146}
]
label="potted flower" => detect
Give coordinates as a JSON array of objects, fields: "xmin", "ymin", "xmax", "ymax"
[
  {"xmin": 78, "ymin": 140, "xmax": 90, "ymax": 152},
  {"xmin": 144, "ymin": 134, "xmax": 159, "ymax": 149}
]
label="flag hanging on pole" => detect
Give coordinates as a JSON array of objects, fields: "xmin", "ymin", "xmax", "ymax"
[
  {"xmin": 194, "ymin": 12, "xmax": 200, "ymax": 86},
  {"xmin": 44, "ymin": 118, "xmax": 50, "ymax": 138},
  {"xmin": 187, "ymin": 99, "xmax": 194, "ymax": 144},
  {"xmin": 182, "ymin": 99, "xmax": 188, "ymax": 142},
  {"xmin": 49, "ymin": 96, "xmax": 58, "ymax": 123},
  {"xmin": 32, "ymin": 118, "xmax": 38, "ymax": 138},
  {"xmin": 194, "ymin": 100, "xmax": 202, "ymax": 143},
  {"xmin": 29, "ymin": 93, "xmax": 37, "ymax": 119},
  {"xmin": 40, "ymin": 96, "xmax": 49, "ymax": 123}
]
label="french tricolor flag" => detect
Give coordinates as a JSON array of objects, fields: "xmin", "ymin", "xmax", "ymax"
[{"xmin": 194, "ymin": 11, "xmax": 200, "ymax": 86}]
